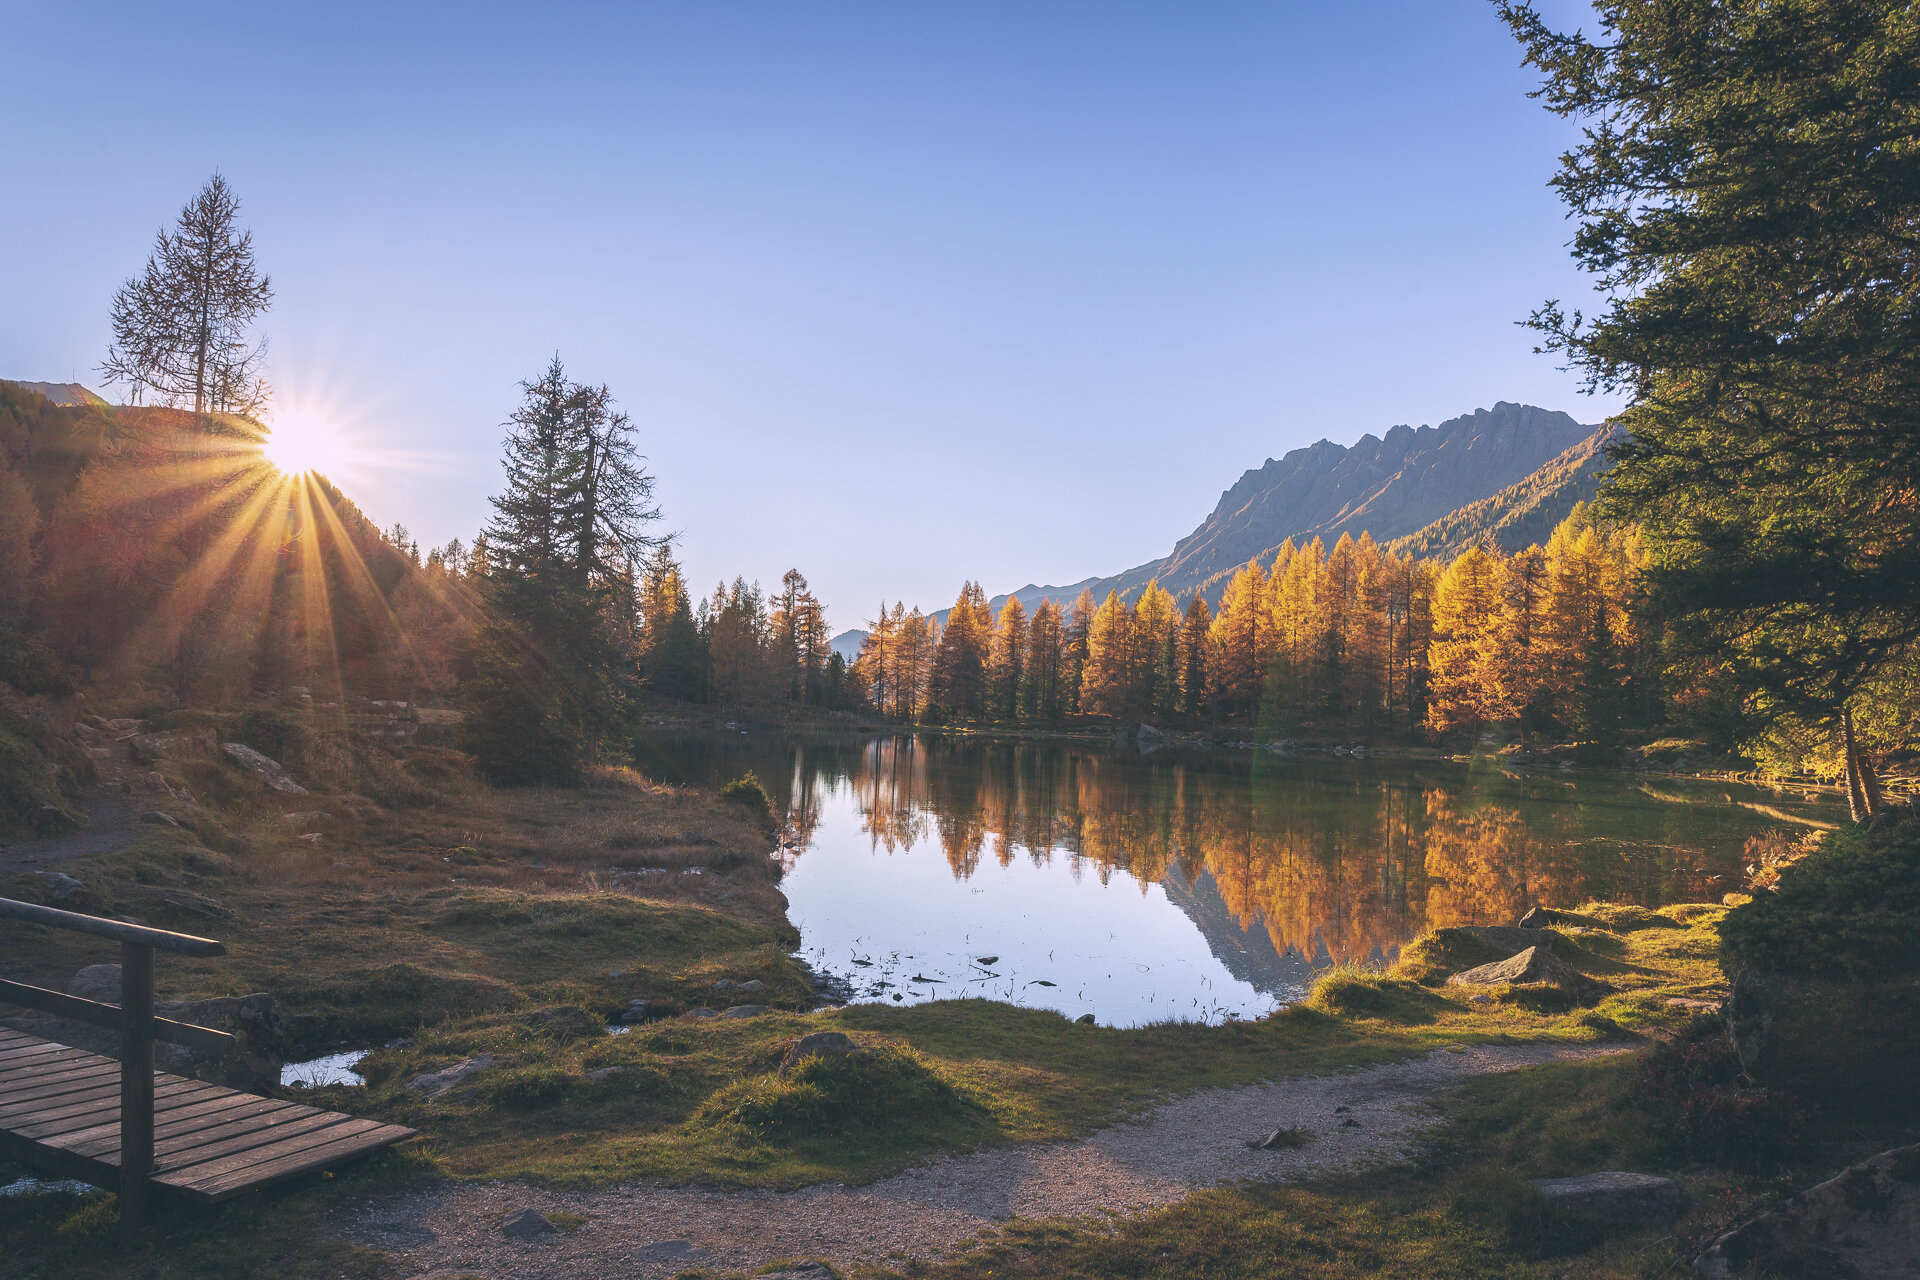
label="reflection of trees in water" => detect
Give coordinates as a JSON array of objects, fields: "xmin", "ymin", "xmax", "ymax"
[{"xmin": 799, "ymin": 737, "xmax": 1655, "ymax": 963}]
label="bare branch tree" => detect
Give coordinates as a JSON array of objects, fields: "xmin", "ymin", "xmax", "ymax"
[{"xmin": 103, "ymin": 173, "xmax": 273, "ymax": 418}]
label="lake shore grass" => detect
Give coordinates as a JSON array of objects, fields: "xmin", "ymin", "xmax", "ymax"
[{"xmin": 0, "ymin": 728, "xmax": 1770, "ymax": 1279}]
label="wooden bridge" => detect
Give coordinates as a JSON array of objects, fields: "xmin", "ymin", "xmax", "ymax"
[{"xmin": 0, "ymin": 896, "xmax": 413, "ymax": 1230}]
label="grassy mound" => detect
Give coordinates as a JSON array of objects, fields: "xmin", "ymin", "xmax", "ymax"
[{"xmin": 697, "ymin": 1041, "xmax": 995, "ymax": 1149}]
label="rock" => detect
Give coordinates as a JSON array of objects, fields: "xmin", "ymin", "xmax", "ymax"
[
  {"xmin": 131, "ymin": 728, "xmax": 216, "ymax": 761},
  {"xmin": 678, "ymin": 1007, "xmax": 719, "ymax": 1021},
  {"xmin": 1529, "ymin": 1172, "xmax": 1691, "ymax": 1226},
  {"xmin": 155, "ymin": 992, "xmax": 290, "ymax": 1088},
  {"xmin": 617, "ymin": 999, "xmax": 649, "ymax": 1023},
  {"xmin": 584, "ymin": 1066, "xmax": 624, "ymax": 1081},
  {"xmin": 500, "ymin": 1207, "xmax": 555, "ymax": 1240},
  {"xmin": 1076, "ymin": 1013, "xmax": 1096, "ymax": 1025},
  {"xmin": 219, "ymin": 742, "xmax": 307, "ymax": 794},
  {"xmin": 718, "ymin": 1004, "xmax": 765, "ymax": 1019},
  {"xmin": 124, "ymin": 886, "xmax": 232, "ymax": 921},
  {"xmin": 738, "ymin": 978, "xmax": 766, "ymax": 992},
  {"xmin": 407, "ymin": 1054, "xmax": 495, "ymax": 1097},
  {"xmin": 784, "ymin": 1031, "xmax": 857, "ymax": 1068},
  {"xmin": 1249, "ymin": 1127, "xmax": 1310, "ymax": 1150},
  {"xmin": 27, "ymin": 871, "xmax": 85, "ymax": 901},
  {"xmin": 67, "ymin": 964, "xmax": 122, "ymax": 1003},
  {"xmin": 976, "ymin": 955, "xmax": 999, "ymax": 966},
  {"xmin": 1694, "ymin": 1144, "xmax": 1920, "ymax": 1279},
  {"xmin": 1446, "ymin": 945, "xmax": 1597, "ymax": 993},
  {"xmin": 1519, "ymin": 905, "xmax": 1610, "ymax": 930},
  {"xmin": 137, "ymin": 810, "xmax": 182, "ymax": 828},
  {"xmin": 517, "ymin": 1006, "xmax": 604, "ymax": 1040},
  {"xmin": 1136, "ymin": 722, "xmax": 1164, "ymax": 753},
  {"xmin": 711, "ymin": 978, "xmax": 737, "ymax": 991},
  {"xmin": 633, "ymin": 1240, "xmax": 710, "ymax": 1263}
]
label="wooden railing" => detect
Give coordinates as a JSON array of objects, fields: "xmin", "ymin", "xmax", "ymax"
[{"xmin": 0, "ymin": 896, "xmax": 231, "ymax": 1230}]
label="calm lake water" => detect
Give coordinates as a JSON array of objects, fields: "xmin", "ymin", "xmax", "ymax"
[{"xmin": 633, "ymin": 733, "xmax": 1843, "ymax": 1027}]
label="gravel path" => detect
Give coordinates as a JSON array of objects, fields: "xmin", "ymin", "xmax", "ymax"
[{"xmin": 337, "ymin": 1040, "xmax": 1628, "ymax": 1279}]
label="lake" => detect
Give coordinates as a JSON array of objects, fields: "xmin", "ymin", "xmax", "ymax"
[{"xmin": 632, "ymin": 732, "xmax": 1842, "ymax": 1027}]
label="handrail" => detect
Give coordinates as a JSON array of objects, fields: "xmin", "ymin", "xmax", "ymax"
[
  {"xmin": 0, "ymin": 897, "xmax": 225, "ymax": 956},
  {"xmin": 0, "ymin": 893, "xmax": 229, "ymax": 1232}
]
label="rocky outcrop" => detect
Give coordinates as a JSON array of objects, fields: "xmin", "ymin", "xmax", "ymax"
[
  {"xmin": 1695, "ymin": 1145, "xmax": 1920, "ymax": 1279},
  {"xmin": 784, "ymin": 1031, "xmax": 857, "ymax": 1069},
  {"xmin": 32, "ymin": 966, "xmax": 289, "ymax": 1089},
  {"xmin": 407, "ymin": 1054, "xmax": 495, "ymax": 1098}
]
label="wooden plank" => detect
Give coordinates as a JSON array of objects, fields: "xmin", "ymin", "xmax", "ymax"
[
  {"xmin": 161, "ymin": 1116, "xmax": 385, "ymax": 1188},
  {"xmin": 0, "ymin": 1039, "xmax": 92, "ymax": 1069},
  {"xmin": 54, "ymin": 1095, "xmax": 296, "ymax": 1159},
  {"xmin": 0, "ymin": 1081, "xmax": 124, "ymax": 1122},
  {"xmin": 15, "ymin": 1079, "xmax": 219, "ymax": 1139},
  {"xmin": 146, "ymin": 1100, "xmax": 315, "ymax": 1161},
  {"xmin": 0, "ymin": 1056, "xmax": 115, "ymax": 1094},
  {"xmin": 0, "ymin": 1066, "xmax": 121, "ymax": 1107},
  {"xmin": 155, "ymin": 1110, "xmax": 361, "ymax": 1173},
  {"xmin": 0, "ymin": 979, "xmax": 235, "ymax": 1053},
  {"xmin": 168, "ymin": 1121, "xmax": 414, "ymax": 1200},
  {"xmin": 0, "ymin": 1057, "xmax": 115, "ymax": 1094}
]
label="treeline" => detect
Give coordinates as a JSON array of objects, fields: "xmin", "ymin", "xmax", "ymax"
[{"xmin": 851, "ymin": 507, "xmax": 1650, "ymax": 743}]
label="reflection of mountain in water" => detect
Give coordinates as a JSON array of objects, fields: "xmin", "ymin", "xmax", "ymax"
[{"xmin": 1158, "ymin": 861, "xmax": 1330, "ymax": 1001}]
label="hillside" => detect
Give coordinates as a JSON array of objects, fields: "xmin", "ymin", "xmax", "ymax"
[
  {"xmin": 983, "ymin": 402, "xmax": 1597, "ymax": 615},
  {"xmin": 8, "ymin": 382, "xmax": 110, "ymax": 408},
  {"xmin": 1382, "ymin": 424, "xmax": 1617, "ymax": 562}
]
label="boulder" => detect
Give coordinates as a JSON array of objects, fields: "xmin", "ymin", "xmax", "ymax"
[
  {"xmin": 1455, "ymin": 925, "xmax": 1569, "ymax": 956},
  {"xmin": 1136, "ymin": 723, "xmax": 1164, "ymax": 753},
  {"xmin": 67, "ymin": 964, "xmax": 122, "ymax": 1004},
  {"xmin": 1527, "ymin": 1172, "xmax": 1691, "ymax": 1227},
  {"xmin": 500, "ymin": 1207, "xmax": 555, "ymax": 1240},
  {"xmin": 220, "ymin": 742, "xmax": 307, "ymax": 794},
  {"xmin": 1446, "ymin": 945, "xmax": 1595, "ymax": 993},
  {"xmin": 407, "ymin": 1054, "xmax": 496, "ymax": 1098},
  {"xmin": 784, "ymin": 1031, "xmax": 857, "ymax": 1068},
  {"xmin": 678, "ymin": 1007, "xmax": 719, "ymax": 1021},
  {"xmin": 719, "ymin": 1004, "xmax": 765, "ymax": 1019},
  {"xmin": 1694, "ymin": 1145, "xmax": 1920, "ymax": 1279}
]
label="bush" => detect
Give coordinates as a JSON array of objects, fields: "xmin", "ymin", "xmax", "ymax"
[
  {"xmin": 696, "ymin": 1043, "xmax": 986, "ymax": 1146},
  {"xmin": 1631, "ymin": 1020, "xmax": 1804, "ymax": 1168},
  {"xmin": 1720, "ymin": 807, "xmax": 1920, "ymax": 979},
  {"xmin": 720, "ymin": 771, "xmax": 773, "ymax": 814},
  {"xmin": 458, "ymin": 627, "xmax": 585, "ymax": 787}
]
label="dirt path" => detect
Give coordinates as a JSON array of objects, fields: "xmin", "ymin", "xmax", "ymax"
[
  {"xmin": 337, "ymin": 1040, "xmax": 1629, "ymax": 1280},
  {"xmin": 0, "ymin": 729, "xmax": 146, "ymax": 878}
]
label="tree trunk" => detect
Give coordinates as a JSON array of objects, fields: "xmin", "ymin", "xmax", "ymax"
[
  {"xmin": 1840, "ymin": 707, "xmax": 1874, "ymax": 823},
  {"xmin": 1846, "ymin": 706, "xmax": 1885, "ymax": 818}
]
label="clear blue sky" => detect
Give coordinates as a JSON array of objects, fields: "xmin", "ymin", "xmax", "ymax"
[{"xmin": 2, "ymin": 1, "xmax": 1619, "ymax": 631}]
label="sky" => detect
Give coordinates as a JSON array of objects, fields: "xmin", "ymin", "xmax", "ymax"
[{"xmin": 1, "ymin": 1, "xmax": 1622, "ymax": 631}]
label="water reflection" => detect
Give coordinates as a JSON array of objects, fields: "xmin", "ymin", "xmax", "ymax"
[{"xmin": 633, "ymin": 733, "xmax": 1840, "ymax": 1026}]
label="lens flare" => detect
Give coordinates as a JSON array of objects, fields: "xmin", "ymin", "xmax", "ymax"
[{"xmin": 263, "ymin": 409, "xmax": 354, "ymax": 478}]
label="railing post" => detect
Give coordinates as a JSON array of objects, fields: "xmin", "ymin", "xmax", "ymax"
[{"xmin": 118, "ymin": 941, "xmax": 155, "ymax": 1234}]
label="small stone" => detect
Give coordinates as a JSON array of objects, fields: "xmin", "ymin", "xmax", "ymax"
[
  {"xmin": 1528, "ymin": 1172, "xmax": 1690, "ymax": 1226},
  {"xmin": 1076, "ymin": 1013, "xmax": 1096, "ymax": 1025},
  {"xmin": 220, "ymin": 741, "xmax": 308, "ymax": 793},
  {"xmin": 1339, "ymin": 1116, "xmax": 1361, "ymax": 1128},
  {"xmin": 137, "ymin": 810, "xmax": 182, "ymax": 828},
  {"xmin": 500, "ymin": 1207, "xmax": 555, "ymax": 1240},
  {"xmin": 711, "ymin": 978, "xmax": 737, "ymax": 991},
  {"xmin": 406, "ymin": 1054, "xmax": 495, "ymax": 1098},
  {"xmin": 719, "ymin": 1004, "xmax": 765, "ymax": 1018},
  {"xmin": 584, "ymin": 1066, "xmax": 624, "ymax": 1081},
  {"xmin": 28, "ymin": 871, "xmax": 85, "ymax": 900},
  {"xmin": 1333, "ymin": 1105, "xmax": 1351, "ymax": 1114},
  {"xmin": 784, "ymin": 1031, "xmax": 857, "ymax": 1067},
  {"xmin": 976, "ymin": 955, "xmax": 999, "ymax": 966},
  {"xmin": 738, "ymin": 978, "xmax": 766, "ymax": 992},
  {"xmin": 678, "ymin": 1007, "xmax": 719, "ymax": 1021}
]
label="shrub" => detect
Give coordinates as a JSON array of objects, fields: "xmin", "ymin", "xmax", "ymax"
[
  {"xmin": 1720, "ymin": 807, "xmax": 1920, "ymax": 979},
  {"xmin": 720, "ymin": 771, "xmax": 772, "ymax": 813},
  {"xmin": 1631, "ymin": 1020, "xmax": 1804, "ymax": 1168}
]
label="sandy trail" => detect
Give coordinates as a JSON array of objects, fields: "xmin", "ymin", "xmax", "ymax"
[{"xmin": 337, "ymin": 1040, "xmax": 1628, "ymax": 1280}]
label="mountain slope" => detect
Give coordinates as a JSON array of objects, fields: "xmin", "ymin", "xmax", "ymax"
[
  {"xmin": 6, "ymin": 381, "xmax": 110, "ymax": 408},
  {"xmin": 1383, "ymin": 424, "xmax": 1617, "ymax": 562},
  {"xmin": 990, "ymin": 402, "xmax": 1597, "ymax": 614}
]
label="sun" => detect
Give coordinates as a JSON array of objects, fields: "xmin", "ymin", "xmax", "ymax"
[{"xmin": 263, "ymin": 408, "xmax": 355, "ymax": 478}]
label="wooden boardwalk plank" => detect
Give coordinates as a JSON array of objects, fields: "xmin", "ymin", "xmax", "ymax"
[{"xmin": 0, "ymin": 1030, "xmax": 413, "ymax": 1204}]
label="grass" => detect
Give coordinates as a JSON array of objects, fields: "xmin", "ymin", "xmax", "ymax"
[{"xmin": 0, "ymin": 721, "xmax": 1768, "ymax": 1278}]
